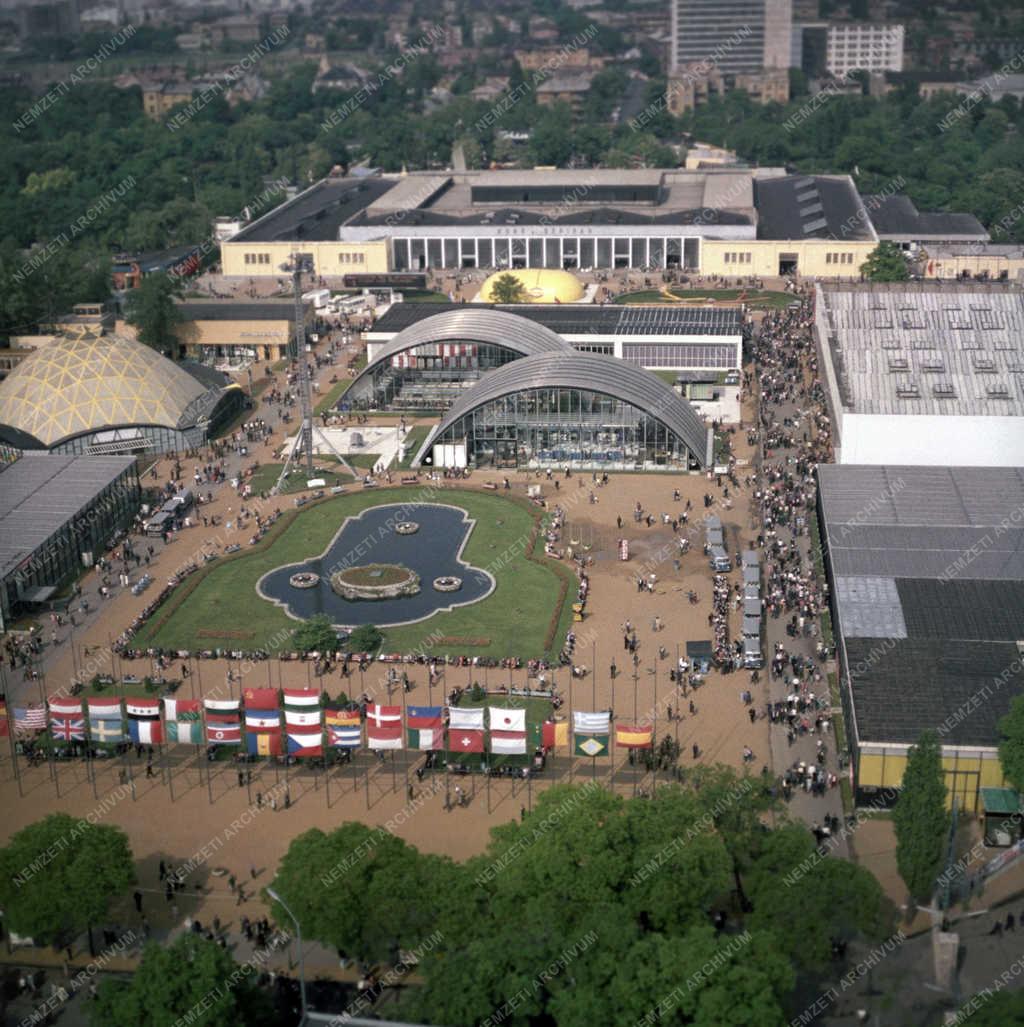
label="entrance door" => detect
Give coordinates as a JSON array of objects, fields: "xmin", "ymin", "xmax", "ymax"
[{"xmin": 779, "ymin": 253, "xmax": 798, "ymax": 275}]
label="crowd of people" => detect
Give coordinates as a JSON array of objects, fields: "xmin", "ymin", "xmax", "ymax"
[{"xmin": 751, "ymin": 293, "xmax": 841, "ymax": 822}]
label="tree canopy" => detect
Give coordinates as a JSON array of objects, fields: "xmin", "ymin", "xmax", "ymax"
[
  {"xmin": 0, "ymin": 813, "xmax": 134, "ymax": 947},
  {"xmin": 998, "ymin": 693, "xmax": 1024, "ymax": 792},
  {"xmin": 292, "ymin": 613, "xmax": 338, "ymax": 654},
  {"xmin": 88, "ymin": 933, "xmax": 274, "ymax": 1027},
  {"xmin": 124, "ymin": 272, "xmax": 184, "ymax": 354},
  {"xmin": 269, "ymin": 775, "xmax": 894, "ymax": 1026},
  {"xmin": 892, "ymin": 731, "xmax": 950, "ymax": 903},
  {"xmin": 487, "ymin": 272, "xmax": 526, "ymax": 304},
  {"xmin": 860, "ymin": 241, "xmax": 910, "ymax": 282}
]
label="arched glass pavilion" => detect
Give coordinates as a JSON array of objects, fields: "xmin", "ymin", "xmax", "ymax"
[
  {"xmin": 425, "ymin": 353, "xmax": 710, "ymax": 472},
  {"xmin": 345, "ymin": 308, "xmax": 571, "ymax": 413}
]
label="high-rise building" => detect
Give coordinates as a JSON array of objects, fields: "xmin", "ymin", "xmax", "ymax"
[
  {"xmin": 825, "ymin": 22, "xmax": 904, "ymax": 77},
  {"xmin": 669, "ymin": 0, "xmax": 793, "ymax": 75}
]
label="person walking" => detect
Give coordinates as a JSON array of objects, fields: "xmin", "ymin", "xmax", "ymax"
[{"xmin": 133, "ymin": 891, "xmax": 143, "ymax": 914}]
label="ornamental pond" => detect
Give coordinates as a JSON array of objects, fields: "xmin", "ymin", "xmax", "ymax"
[{"xmin": 257, "ymin": 503, "xmax": 494, "ymax": 627}]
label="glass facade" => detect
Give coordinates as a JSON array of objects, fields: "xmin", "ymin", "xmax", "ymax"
[
  {"xmin": 348, "ymin": 342, "xmax": 526, "ymax": 412},
  {"xmin": 0, "ymin": 464, "xmax": 140, "ymax": 628},
  {"xmin": 392, "ymin": 235, "xmax": 701, "ymax": 271},
  {"xmin": 432, "ymin": 387, "xmax": 698, "ymax": 472}
]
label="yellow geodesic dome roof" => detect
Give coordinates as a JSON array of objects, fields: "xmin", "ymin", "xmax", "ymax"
[
  {"xmin": 0, "ymin": 332, "xmax": 208, "ymax": 448},
  {"xmin": 479, "ymin": 268, "xmax": 586, "ymax": 304}
]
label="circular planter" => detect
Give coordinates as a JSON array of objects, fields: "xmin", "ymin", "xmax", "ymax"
[
  {"xmin": 330, "ymin": 563, "xmax": 420, "ymax": 601},
  {"xmin": 395, "ymin": 521, "xmax": 419, "ymax": 535},
  {"xmin": 433, "ymin": 576, "xmax": 462, "ymax": 593},
  {"xmin": 289, "ymin": 572, "xmax": 320, "ymax": 589}
]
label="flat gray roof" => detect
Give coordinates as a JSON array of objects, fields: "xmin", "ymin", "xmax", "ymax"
[
  {"xmin": 817, "ymin": 282, "xmax": 1024, "ymax": 416},
  {"xmin": 368, "ymin": 303, "xmax": 743, "ymax": 339},
  {"xmin": 818, "ymin": 464, "xmax": 1024, "ymax": 581},
  {"xmin": 0, "ymin": 453, "xmax": 136, "ymax": 582},
  {"xmin": 819, "ymin": 463, "xmax": 1024, "ymax": 747}
]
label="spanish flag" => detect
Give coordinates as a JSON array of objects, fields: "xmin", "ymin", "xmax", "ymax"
[
  {"xmin": 615, "ymin": 724, "xmax": 653, "ymax": 749},
  {"xmin": 541, "ymin": 720, "xmax": 569, "ymax": 750}
]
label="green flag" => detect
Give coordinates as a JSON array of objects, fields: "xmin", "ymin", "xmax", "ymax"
[{"xmin": 574, "ymin": 734, "xmax": 609, "ymax": 758}]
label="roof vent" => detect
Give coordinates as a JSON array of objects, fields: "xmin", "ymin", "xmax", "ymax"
[
  {"xmin": 888, "ymin": 357, "xmax": 909, "ymax": 372},
  {"xmin": 895, "ymin": 381, "xmax": 920, "ymax": 398},
  {"xmin": 986, "ymin": 383, "xmax": 1010, "ymax": 397},
  {"xmin": 932, "ymin": 382, "xmax": 957, "ymax": 397}
]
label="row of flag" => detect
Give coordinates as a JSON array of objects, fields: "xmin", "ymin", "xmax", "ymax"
[{"xmin": 5, "ymin": 692, "xmax": 654, "ymax": 758}]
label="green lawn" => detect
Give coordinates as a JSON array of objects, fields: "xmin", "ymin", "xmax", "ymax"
[
  {"xmin": 615, "ymin": 288, "xmax": 792, "ymax": 309},
  {"xmin": 132, "ymin": 489, "xmax": 576, "ymax": 661},
  {"xmin": 314, "ymin": 377, "xmax": 354, "ymax": 415},
  {"xmin": 246, "ymin": 464, "xmax": 354, "ymax": 495},
  {"xmin": 399, "ymin": 426, "xmax": 431, "ymax": 468},
  {"xmin": 401, "ymin": 290, "xmax": 450, "ymax": 303}
]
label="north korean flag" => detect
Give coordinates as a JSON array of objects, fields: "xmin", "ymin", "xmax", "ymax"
[{"xmin": 206, "ymin": 713, "xmax": 241, "ymax": 745}]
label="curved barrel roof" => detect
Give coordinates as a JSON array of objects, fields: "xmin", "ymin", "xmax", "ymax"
[
  {"xmin": 348, "ymin": 308, "xmax": 571, "ymax": 399},
  {"xmin": 434, "ymin": 353, "xmax": 710, "ymax": 464}
]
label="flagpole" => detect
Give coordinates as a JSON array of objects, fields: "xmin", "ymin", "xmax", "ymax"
[
  {"xmin": 567, "ymin": 663, "xmax": 573, "ymax": 786},
  {"xmin": 674, "ymin": 642, "xmax": 680, "ymax": 770},
  {"xmin": 6, "ymin": 690, "xmax": 23, "ymax": 798},
  {"xmin": 167, "ymin": 742, "xmax": 175, "ymax": 802},
  {"xmin": 652, "ymin": 662, "xmax": 658, "ymax": 797}
]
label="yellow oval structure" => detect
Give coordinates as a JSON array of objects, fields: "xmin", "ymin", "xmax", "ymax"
[{"xmin": 479, "ymin": 268, "xmax": 585, "ymax": 304}]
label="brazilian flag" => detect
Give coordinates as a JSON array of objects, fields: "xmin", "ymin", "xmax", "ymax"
[{"xmin": 575, "ymin": 734, "xmax": 609, "ymax": 758}]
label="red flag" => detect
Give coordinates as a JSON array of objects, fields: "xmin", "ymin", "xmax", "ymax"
[
  {"xmin": 206, "ymin": 713, "xmax": 241, "ymax": 745},
  {"xmin": 448, "ymin": 728, "xmax": 484, "ymax": 753},
  {"xmin": 243, "ymin": 687, "xmax": 279, "ymax": 710},
  {"xmin": 0, "ymin": 699, "xmax": 8, "ymax": 738},
  {"xmin": 366, "ymin": 704, "xmax": 402, "ymax": 749}
]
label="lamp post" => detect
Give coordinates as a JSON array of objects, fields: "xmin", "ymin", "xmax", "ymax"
[{"xmin": 267, "ymin": 887, "xmax": 308, "ymax": 1024}]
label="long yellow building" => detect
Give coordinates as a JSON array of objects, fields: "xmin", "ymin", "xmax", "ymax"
[{"xmin": 219, "ymin": 168, "xmax": 987, "ymax": 281}]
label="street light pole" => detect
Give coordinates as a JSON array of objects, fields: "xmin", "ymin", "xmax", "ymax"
[{"xmin": 267, "ymin": 887, "xmax": 308, "ymax": 1025}]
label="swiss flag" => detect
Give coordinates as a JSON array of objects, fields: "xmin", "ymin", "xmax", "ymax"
[{"xmin": 449, "ymin": 729, "xmax": 484, "ymax": 753}]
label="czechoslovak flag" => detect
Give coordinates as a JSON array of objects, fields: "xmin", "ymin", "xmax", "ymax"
[
  {"xmin": 366, "ymin": 704, "xmax": 402, "ymax": 750},
  {"xmin": 489, "ymin": 707, "xmax": 527, "ymax": 755},
  {"xmin": 287, "ymin": 728, "xmax": 323, "ymax": 756}
]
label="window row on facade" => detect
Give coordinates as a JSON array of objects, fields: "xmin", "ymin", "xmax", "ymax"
[{"xmin": 390, "ymin": 235, "xmax": 702, "ymax": 271}]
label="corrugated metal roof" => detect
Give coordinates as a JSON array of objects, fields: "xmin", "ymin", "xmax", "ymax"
[
  {"xmin": 0, "ymin": 453, "xmax": 136, "ymax": 581},
  {"xmin": 818, "ymin": 283, "xmax": 1024, "ymax": 416}
]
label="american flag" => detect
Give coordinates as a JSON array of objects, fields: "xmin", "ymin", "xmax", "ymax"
[{"xmin": 14, "ymin": 706, "xmax": 47, "ymax": 733}]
